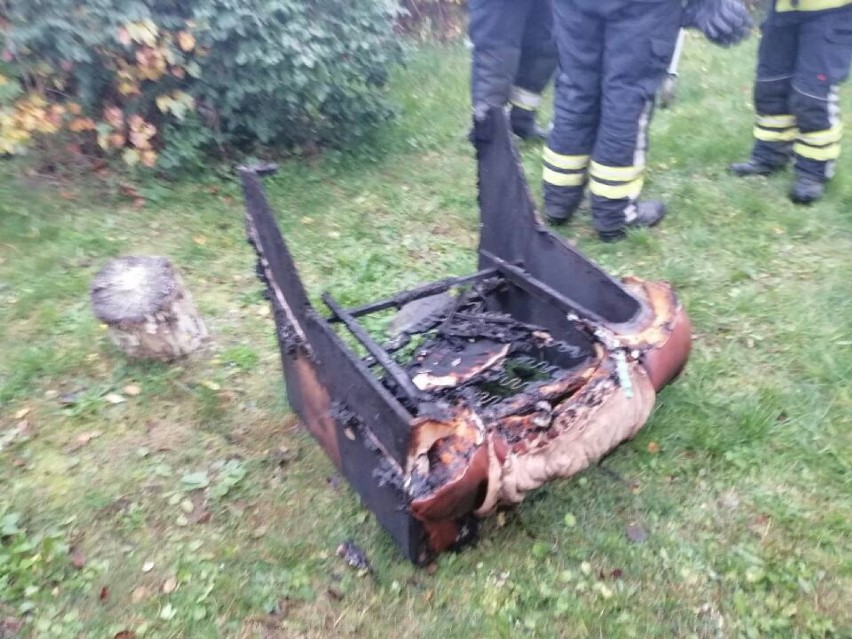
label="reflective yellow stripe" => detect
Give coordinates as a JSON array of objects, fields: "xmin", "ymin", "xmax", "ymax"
[
  {"xmin": 754, "ymin": 126, "xmax": 797, "ymax": 142},
  {"xmin": 589, "ymin": 177, "xmax": 643, "ymax": 200},
  {"xmin": 776, "ymin": 0, "xmax": 851, "ymax": 11},
  {"xmin": 543, "ymin": 147, "xmax": 590, "ymax": 171},
  {"xmin": 510, "ymin": 99, "xmax": 536, "ymax": 111},
  {"xmin": 756, "ymin": 114, "xmax": 796, "ymax": 129},
  {"xmin": 798, "ymin": 124, "xmax": 843, "ymax": 146},
  {"xmin": 794, "ymin": 142, "xmax": 841, "ymax": 161},
  {"xmin": 589, "ymin": 161, "xmax": 643, "ymax": 182},
  {"xmin": 510, "ymin": 86, "xmax": 541, "ymax": 111},
  {"xmin": 543, "ymin": 166, "xmax": 586, "ymax": 187}
]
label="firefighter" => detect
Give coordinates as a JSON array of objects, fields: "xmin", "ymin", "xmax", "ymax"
[
  {"xmin": 542, "ymin": 0, "xmax": 752, "ymax": 242},
  {"xmin": 469, "ymin": 0, "xmax": 558, "ymax": 140},
  {"xmin": 730, "ymin": 0, "xmax": 852, "ymax": 204}
]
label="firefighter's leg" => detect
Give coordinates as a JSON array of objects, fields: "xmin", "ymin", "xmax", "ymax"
[
  {"xmin": 469, "ymin": 0, "xmax": 534, "ymax": 112},
  {"xmin": 589, "ymin": 1, "xmax": 681, "ymax": 241},
  {"xmin": 732, "ymin": 19, "xmax": 799, "ymax": 175},
  {"xmin": 789, "ymin": 7, "xmax": 852, "ymax": 203},
  {"xmin": 542, "ymin": 1, "xmax": 602, "ymax": 223},
  {"xmin": 510, "ymin": 0, "xmax": 558, "ymax": 139}
]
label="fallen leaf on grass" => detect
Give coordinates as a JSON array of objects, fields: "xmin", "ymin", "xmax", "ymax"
[
  {"xmin": 123, "ymin": 384, "xmax": 142, "ymax": 396},
  {"xmin": 625, "ymin": 523, "xmax": 647, "ymax": 543},
  {"xmin": 131, "ymin": 586, "xmax": 150, "ymax": 603},
  {"xmin": 142, "ymin": 561, "xmax": 155, "ymax": 573},
  {"xmin": 67, "ymin": 430, "xmax": 103, "ymax": 452},
  {"xmin": 162, "ymin": 576, "xmax": 178, "ymax": 594},
  {"xmin": 59, "ymin": 390, "xmax": 82, "ymax": 406},
  {"xmin": 180, "ymin": 472, "xmax": 210, "ymax": 491},
  {"xmin": 336, "ymin": 540, "xmax": 371, "ymax": 573},
  {"xmin": 0, "ymin": 420, "xmax": 33, "ymax": 452},
  {"xmin": 192, "ymin": 509, "xmax": 212, "ymax": 525},
  {"xmin": 99, "ymin": 585, "xmax": 109, "ymax": 601},
  {"xmin": 14, "ymin": 407, "xmax": 30, "ymax": 419},
  {"xmin": 594, "ymin": 582, "xmax": 614, "ymax": 599},
  {"xmin": 104, "ymin": 393, "xmax": 126, "ymax": 404},
  {"xmin": 2, "ymin": 617, "xmax": 23, "ymax": 635}
]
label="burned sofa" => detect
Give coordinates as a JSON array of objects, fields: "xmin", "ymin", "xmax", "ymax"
[{"xmin": 240, "ymin": 108, "xmax": 691, "ymax": 564}]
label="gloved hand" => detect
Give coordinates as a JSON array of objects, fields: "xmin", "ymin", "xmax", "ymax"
[{"xmin": 684, "ymin": 0, "xmax": 753, "ymax": 47}]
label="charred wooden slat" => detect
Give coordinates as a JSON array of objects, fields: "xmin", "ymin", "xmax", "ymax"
[
  {"xmin": 480, "ymin": 250, "xmax": 605, "ymax": 323},
  {"xmin": 336, "ymin": 268, "xmax": 499, "ymax": 320},
  {"xmin": 322, "ymin": 292, "xmax": 426, "ymax": 404},
  {"xmin": 453, "ymin": 311, "xmax": 546, "ymax": 332}
]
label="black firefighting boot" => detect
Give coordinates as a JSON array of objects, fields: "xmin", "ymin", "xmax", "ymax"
[
  {"xmin": 789, "ymin": 174, "xmax": 824, "ymax": 205},
  {"xmin": 598, "ymin": 200, "xmax": 666, "ymax": 243},
  {"xmin": 544, "ymin": 203, "xmax": 572, "ymax": 225},
  {"xmin": 543, "ymin": 189, "xmax": 584, "ymax": 226},
  {"xmin": 510, "ymin": 106, "xmax": 549, "ymax": 141},
  {"xmin": 729, "ymin": 157, "xmax": 785, "ymax": 177}
]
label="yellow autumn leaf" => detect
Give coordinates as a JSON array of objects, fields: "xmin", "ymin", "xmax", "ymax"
[
  {"xmin": 126, "ymin": 20, "xmax": 159, "ymax": 47},
  {"xmin": 155, "ymin": 94, "xmax": 173, "ymax": 113},
  {"xmin": 67, "ymin": 117, "xmax": 96, "ymax": 133},
  {"xmin": 108, "ymin": 132, "xmax": 126, "ymax": 148},
  {"xmin": 140, "ymin": 149, "xmax": 157, "ymax": 168},
  {"xmin": 177, "ymin": 31, "xmax": 196, "ymax": 52},
  {"xmin": 122, "ymin": 148, "xmax": 140, "ymax": 167},
  {"xmin": 118, "ymin": 79, "xmax": 140, "ymax": 96}
]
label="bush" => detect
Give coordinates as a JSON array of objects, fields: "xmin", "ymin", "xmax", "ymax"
[{"xmin": 0, "ymin": 0, "xmax": 403, "ymax": 172}]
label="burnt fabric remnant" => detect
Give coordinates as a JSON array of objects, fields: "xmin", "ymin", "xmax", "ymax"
[{"xmin": 239, "ymin": 107, "xmax": 692, "ymax": 564}]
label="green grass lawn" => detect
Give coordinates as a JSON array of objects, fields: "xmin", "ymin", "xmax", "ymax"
[{"xmin": 1, "ymin": 36, "xmax": 851, "ymax": 638}]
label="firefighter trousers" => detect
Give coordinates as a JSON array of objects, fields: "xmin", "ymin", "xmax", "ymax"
[
  {"xmin": 543, "ymin": 0, "xmax": 681, "ymax": 234},
  {"xmin": 751, "ymin": 7, "xmax": 852, "ymax": 180},
  {"xmin": 469, "ymin": 0, "xmax": 558, "ymax": 116}
]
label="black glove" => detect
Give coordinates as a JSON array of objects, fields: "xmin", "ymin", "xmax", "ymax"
[{"xmin": 684, "ymin": 0, "xmax": 753, "ymax": 47}]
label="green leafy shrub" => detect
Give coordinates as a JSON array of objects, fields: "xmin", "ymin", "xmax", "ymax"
[{"xmin": 0, "ymin": 0, "xmax": 403, "ymax": 172}]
